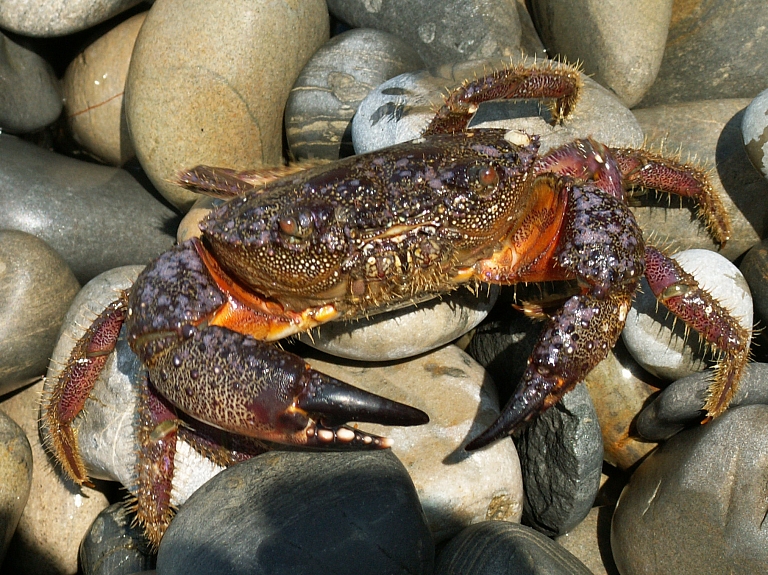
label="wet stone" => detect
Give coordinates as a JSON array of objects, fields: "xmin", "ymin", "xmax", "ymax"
[
  {"xmin": 63, "ymin": 12, "xmax": 146, "ymax": 166},
  {"xmin": 621, "ymin": 249, "xmax": 752, "ymax": 382},
  {"xmin": 285, "ymin": 28, "xmax": 423, "ymax": 161},
  {"xmin": 326, "ymin": 0, "xmax": 523, "ymax": 67},
  {"xmin": 0, "ymin": 410, "xmax": 33, "ymax": 566},
  {"xmin": 742, "ymin": 88, "xmax": 768, "ymax": 180},
  {"xmin": 528, "ymin": 0, "xmax": 672, "ymax": 107},
  {"xmin": 0, "ymin": 134, "xmax": 177, "ymax": 284},
  {"xmin": 125, "ymin": 0, "xmax": 329, "ymax": 210},
  {"xmin": 612, "ymin": 404, "xmax": 768, "ymax": 575},
  {"xmin": 156, "ymin": 450, "xmax": 434, "ymax": 575},
  {"xmin": 0, "ymin": 32, "xmax": 62, "ymax": 133},
  {"xmin": 0, "ymin": 0, "xmax": 142, "ymax": 36},
  {"xmin": 80, "ymin": 503, "xmax": 156, "ymax": 575},
  {"xmin": 435, "ymin": 521, "xmax": 593, "ymax": 575},
  {"xmin": 0, "ymin": 230, "xmax": 80, "ymax": 396}
]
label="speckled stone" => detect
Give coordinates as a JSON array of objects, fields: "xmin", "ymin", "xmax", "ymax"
[
  {"xmin": 0, "ymin": 410, "xmax": 32, "ymax": 566},
  {"xmin": 612, "ymin": 404, "xmax": 768, "ymax": 575},
  {"xmin": 306, "ymin": 344, "xmax": 524, "ymax": 542},
  {"xmin": 285, "ymin": 28, "xmax": 423, "ymax": 161},
  {"xmin": 528, "ymin": 0, "xmax": 672, "ymax": 107},
  {"xmin": 0, "ymin": 134, "xmax": 177, "ymax": 284},
  {"xmin": 353, "ymin": 56, "xmax": 643, "ymax": 155},
  {"xmin": 622, "ymin": 249, "xmax": 752, "ymax": 382},
  {"xmin": 157, "ymin": 450, "xmax": 434, "ymax": 575},
  {"xmin": 0, "ymin": 379, "xmax": 110, "ymax": 575},
  {"xmin": 0, "ymin": 0, "xmax": 143, "ymax": 36},
  {"xmin": 638, "ymin": 0, "xmax": 768, "ymax": 107},
  {"xmin": 742, "ymin": 88, "xmax": 768, "ymax": 180},
  {"xmin": 63, "ymin": 12, "xmax": 146, "ymax": 166},
  {"xmin": 435, "ymin": 521, "xmax": 593, "ymax": 575},
  {"xmin": 0, "ymin": 230, "xmax": 80, "ymax": 396},
  {"xmin": 326, "ymin": 0, "xmax": 523, "ymax": 67},
  {"xmin": 0, "ymin": 32, "xmax": 62, "ymax": 133},
  {"xmin": 125, "ymin": 0, "xmax": 329, "ymax": 210},
  {"xmin": 632, "ymin": 100, "xmax": 765, "ymax": 260}
]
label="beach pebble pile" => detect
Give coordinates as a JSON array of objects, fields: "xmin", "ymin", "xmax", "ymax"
[{"xmin": 1, "ymin": 1, "xmax": 767, "ymax": 574}]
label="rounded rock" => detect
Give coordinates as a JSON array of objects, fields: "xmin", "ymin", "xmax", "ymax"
[
  {"xmin": 0, "ymin": 410, "xmax": 32, "ymax": 565},
  {"xmin": 622, "ymin": 249, "xmax": 752, "ymax": 382},
  {"xmin": 742, "ymin": 88, "xmax": 768, "ymax": 180},
  {"xmin": 740, "ymin": 238, "xmax": 768, "ymax": 331},
  {"xmin": 286, "ymin": 28, "xmax": 424, "ymax": 161},
  {"xmin": 157, "ymin": 450, "xmax": 434, "ymax": 575},
  {"xmin": 125, "ymin": 0, "xmax": 329, "ymax": 210},
  {"xmin": 0, "ymin": 0, "xmax": 143, "ymax": 36},
  {"xmin": 0, "ymin": 230, "xmax": 80, "ymax": 396},
  {"xmin": 63, "ymin": 12, "xmax": 146, "ymax": 166}
]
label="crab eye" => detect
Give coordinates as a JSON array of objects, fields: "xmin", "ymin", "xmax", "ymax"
[
  {"xmin": 469, "ymin": 163, "xmax": 499, "ymax": 195},
  {"xmin": 278, "ymin": 209, "xmax": 314, "ymax": 241}
]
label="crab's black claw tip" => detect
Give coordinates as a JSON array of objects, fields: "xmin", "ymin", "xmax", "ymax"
[{"xmin": 298, "ymin": 371, "xmax": 429, "ymax": 427}]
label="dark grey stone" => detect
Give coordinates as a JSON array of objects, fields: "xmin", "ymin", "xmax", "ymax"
[
  {"xmin": 612, "ymin": 404, "xmax": 768, "ymax": 575},
  {"xmin": 80, "ymin": 503, "xmax": 155, "ymax": 575},
  {"xmin": 156, "ymin": 450, "xmax": 434, "ymax": 575},
  {"xmin": 741, "ymin": 239, "xmax": 768, "ymax": 331},
  {"xmin": 435, "ymin": 521, "xmax": 592, "ymax": 575},
  {"xmin": 0, "ymin": 134, "xmax": 178, "ymax": 284},
  {"xmin": 326, "ymin": 0, "xmax": 522, "ymax": 67},
  {"xmin": 637, "ymin": 363, "xmax": 768, "ymax": 441}
]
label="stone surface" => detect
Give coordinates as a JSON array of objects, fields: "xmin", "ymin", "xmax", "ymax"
[
  {"xmin": 0, "ymin": 231, "xmax": 80, "ymax": 396},
  {"xmin": 326, "ymin": 0, "xmax": 523, "ymax": 67},
  {"xmin": 742, "ymin": 88, "xmax": 768, "ymax": 180},
  {"xmin": 0, "ymin": 410, "xmax": 32, "ymax": 566},
  {"xmin": 299, "ymin": 287, "xmax": 498, "ymax": 361},
  {"xmin": 637, "ymin": 363, "xmax": 768, "ymax": 441},
  {"xmin": 435, "ymin": 521, "xmax": 592, "ymax": 575},
  {"xmin": 79, "ymin": 503, "xmax": 156, "ymax": 575},
  {"xmin": 638, "ymin": 0, "xmax": 768, "ymax": 107},
  {"xmin": 305, "ymin": 344, "xmax": 524, "ymax": 541},
  {"xmin": 516, "ymin": 383, "xmax": 603, "ymax": 537},
  {"xmin": 353, "ymin": 57, "xmax": 643, "ymax": 155},
  {"xmin": 63, "ymin": 12, "xmax": 146, "ymax": 166},
  {"xmin": 556, "ymin": 506, "xmax": 619, "ymax": 575},
  {"xmin": 622, "ymin": 249, "xmax": 752, "ymax": 381},
  {"xmin": 632, "ymin": 99, "xmax": 765, "ymax": 260},
  {"xmin": 285, "ymin": 28, "xmax": 423, "ymax": 161},
  {"xmin": 156, "ymin": 450, "xmax": 434, "ymax": 575},
  {"xmin": 740, "ymin": 238, "xmax": 768, "ymax": 327},
  {"xmin": 612, "ymin": 404, "xmax": 768, "ymax": 575},
  {"xmin": 0, "ymin": 134, "xmax": 177, "ymax": 284},
  {"xmin": 125, "ymin": 0, "xmax": 329, "ymax": 210},
  {"xmin": 528, "ymin": 0, "xmax": 672, "ymax": 107},
  {"xmin": 0, "ymin": 0, "xmax": 143, "ymax": 36},
  {"xmin": 0, "ymin": 380, "xmax": 110, "ymax": 575},
  {"xmin": 0, "ymin": 32, "xmax": 62, "ymax": 133}
]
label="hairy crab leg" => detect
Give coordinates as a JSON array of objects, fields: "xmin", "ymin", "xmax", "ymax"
[{"xmin": 643, "ymin": 246, "xmax": 750, "ymax": 418}]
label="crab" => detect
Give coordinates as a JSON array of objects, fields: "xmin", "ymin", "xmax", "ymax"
[{"xmin": 44, "ymin": 60, "xmax": 750, "ymax": 545}]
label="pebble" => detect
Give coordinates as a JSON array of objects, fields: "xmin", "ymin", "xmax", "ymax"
[
  {"xmin": 0, "ymin": 134, "xmax": 177, "ymax": 284},
  {"xmin": 0, "ymin": 32, "xmax": 62, "ymax": 133},
  {"xmin": 622, "ymin": 249, "xmax": 752, "ymax": 382},
  {"xmin": 285, "ymin": 28, "xmax": 424, "ymax": 161},
  {"xmin": 636, "ymin": 363, "xmax": 768, "ymax": 441},
  {"xmin": 611, "ymin": 404, "xmax": 768, "ymax": 575},
  {"xmin": 435, "ymin": 521, "xmax": 593, "ymax": 575},
  {"xmin": 0, "ymin": 379, "xmax": 110, "ymax": 575},
  {"xmin": 741, "ymin": 88, "xmax": 768, "ymax": 180},
  {"xmin": 527, "ymin": 0, "xmax": 672, "ymax": 107},
  {"xmin": 740, "ymin": 239, "xmax": 768, "ymax": 332},
  {"xmin": 156, "ymin": 450, "xmax": 434, "ymax": 575},
  {"xmin": 556, "ymin": 506, "xmax": 619, "ymax": 575},
  {"xmin": 305, "ymin": 345, "xmax": 524, "ymax": 541},
  {"xmin": 79, "ymin": 503, "xmax": 156, "ymax": 575},
  {"xmin": 0, "ymin": 0, "xmax": 142, "ymax": 36},
  {"xmin": 352, "ymin": 56, "xmax": 643, "ymax": 155},
  {"xmin": 632, "ymin": 99, "xmax": 765, "ymax": 260},
  {"xmin": 63, "ymin": 12, "xmax": 146, "ymax": 166},
  {"xmin": 125, "ymin": 0, "xmax": 329, "ymax": 210},
  {"xmin": 638, "ymin": 0, "xmax": 768, "ymax": 107},
  {"xmin": 0, "ymin": 410, "xmax": 32, "ymax": 565},
  {"xmin": 0, "ymin": 231, "xmax": 80, "ymax": 396},
  {"xmin": 326, "ymin": 0, "xmax": 523, "ymax": 67}
]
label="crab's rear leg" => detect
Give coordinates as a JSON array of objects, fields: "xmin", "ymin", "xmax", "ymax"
[{"xmin": 643, "ymin": 246, "xmax": 750, "ymax": 418}]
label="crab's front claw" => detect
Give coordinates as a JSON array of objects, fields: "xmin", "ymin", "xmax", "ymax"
[{"xmin": 147, "ymin": 325, "xmax": 428, "ymax": 450}]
